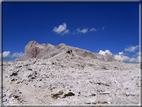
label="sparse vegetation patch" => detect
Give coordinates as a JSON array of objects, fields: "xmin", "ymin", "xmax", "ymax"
[
  {"xmin": 51, "ymin": 91, "xmax": 63, "ymax": 99},
  {"xmin": 94, "ymin": 82, "xmax": 110, "ymax": 87},
  {"xmin": 102, "ymin": 66, "xmax": 108, "ymax": 70},
  {"xmin": 62, "ymin": 92, "xmax": 75, "ymax": 98}
]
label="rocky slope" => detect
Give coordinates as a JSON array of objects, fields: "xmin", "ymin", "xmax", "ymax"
[
  {"xmin": 17, "ymin": 41, "xmax": 116, "ymax": 62},
  {"xmin": 2, "ymin": 51, "xmax": 141, "ymax": 106}
]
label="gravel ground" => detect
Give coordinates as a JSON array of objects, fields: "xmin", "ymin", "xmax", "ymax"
[{"xmin": 2, "ymin": 53, "xmax": 141, "ymax": 106}]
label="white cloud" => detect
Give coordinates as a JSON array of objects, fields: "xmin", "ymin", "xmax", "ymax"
[
  {"xmin": 114, "ymin": 51, "xmax": 129, "ymax": 62},
  {"xmin": 90, "ymin": 28, "xmax": 97, "ymax": 32},
  {"xmin": 114, "ymin": 51, "xmax": 140, "ymax": 63},
  {"xmin": 53, "ymin": 23, "xmax": 70, "ymax": 35},
  {"xmin": 118, "ymin": 51, "xmax": 124, "ymax": 55},
  {"xmin": 76, "ymin": 28, "xmax": 88, "ymax": 34},
  {"xmin": 0, "ymin": 51, "xmax": 24, "ymax": 60},
  {"xmin": 0, "ymin": 51, "xmax": 10, "ymax": 58},
  {"xmin": 114, "ymin": 54, "xmax": 130, "ymax": 62},
  {"xmin": 11, "ymin": 52, "xmax": 24, "ymax": 58},
  {"xmin": 131, "ymin": 52, "xmax": 141, "ymax": 62},
  {"xmin": 136, "ymin": 56, "xmax": 140, "ymax": 62},
  {"xmin": 99, "ymin": 49, "xmax": 140, "ymax": 63},
  {"xmin": 129, "ymin": 58, "xmax": 136, "ymax": 62},
  {"xmin": 81, "ymin": 29, "xmax": 88, "ymax": 33},
  {"xmin": 99, "ymin": 50, "xmax": 112, "ymax": 56},
  {"xmin": 125, "ymin": 45, "xmax": 139, "ymax": 52},
  {"xmin": 133, "ymin": 52, "xmax": 142, "ymax": 57},
  {"xmin": 129, "ymin": 56, "xmax": 140, "ymax": 63},
  {"xmin": 61, "ymin": 29, "xmax": 70, "ymax": 36}
]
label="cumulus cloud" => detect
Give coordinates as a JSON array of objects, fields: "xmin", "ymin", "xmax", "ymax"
[
  {"xmin": 114, "ymin": 51, "xmax": 140, "ymax": 63},
  {"xmin": 114, "ymin": 55, "xmax": 130, "ymax": 62},
  {"xmin": 131, "ymin": 52, "xmax": 141, "ymax": 63},
  {"xmin": 0, "ymin": 51, "xmax": 24, "ymax": 60},
  {"xmin": 53, "ymin": 24, "xmax": 107, "ymax": 35},
  {"xmin": 99, "ymin": 50, "xmax": 112, "ymax": 56},
  {"xmin": 76, "ymin": 28, "xmax": 88, "ymax": 34},
  {"xmin": 11, "ymin": 52, "xmax": 24, "ymax": 58},
  {"xmin": 90, "ymin": 28, "xmax": 97, "ymax": 32},
  {"xmin": 0, "ymin": 51, "xmax": 10, "ymax": 58},
  {"xmin": 114, "ymin": 52, "xmax": 129, "ymax": 62},
  {"xmin": 133, "ymin": 52, "xmax": 142, "ymax": 57},
  {"xmin": 53, "ymin": 23, "xmax": 70, "ymax": 35},
  {"xmin": 53, "ymin": 23, "xmax": 66, "ymax": 34},
  {"xmin": 129, "ymin": 58, "xmax": 136, "ymax": 62},
  {"xmin": 129, "ymin": 56, "xmax": 140, "ymax": 63},
  {"xmin": 125, "ymin": 45, "xmax": 139, "ymax": 52},
  {"xmin": 98, "ymin": 49, "xmax": 140, "ymax": 63},
  {"xmin": 136, "ymin": 56, "xmax": 140, "ymax": 62},
  {"xmin": 118, "ymin": 51, "xmax": 124, "ymax": 55}
]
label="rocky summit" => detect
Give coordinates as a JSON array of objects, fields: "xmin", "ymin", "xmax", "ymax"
[
  {"xmin": 17, "ymin": 41, "xmax": 116, "ymax": 62},
  {"xmin": 2, "ymin": 41, "xmax": 141, "ymax": 106}
]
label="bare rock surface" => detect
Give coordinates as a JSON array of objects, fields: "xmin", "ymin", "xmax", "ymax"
[
  {"xmin": 2, "ymin": 51, "xmax": 141, "ymax": 106},
  {"xmin": 17, "ymin": 41, "xmax": 116, "ymax": 62}
]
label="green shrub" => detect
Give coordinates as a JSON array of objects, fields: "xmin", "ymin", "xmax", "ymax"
[
  {"xmin": 10, "ymin": 72, "xmax": 17, "ymax": 76},
  {"xmin": 16, "ymin": 65, "xmax": 22, "ymax": 68},
  {"xmin": 51, "ymin": 91, "xmax": 63, "ymax": 99},
  {"xmin": 27, "ymin": 68, "xmax": 32, "ymax": 71},
  {"xmin": 62, "ymin": 92, "xmax": 75, "ymax": 98},
  {"xmin": 102, "ymin": 66, "xmax": 108, "ymax": 70},
  {"xmin": 97, "ymin": 101, "xmax": 108, "ymax": 104},
  {"xmin": 81, "ymin": 65, "xmax": 84, "ymax": 68},
  {"xmin": 95, "ymin": 82, "xmax": 110, "ymax": 87},
  {"xmin": 90, "ymin": 94, "xmax": 96, "ymax": 96},
  {"xmin": 25, "ymin": 64, "xmax": 28, "ymax": 66}
]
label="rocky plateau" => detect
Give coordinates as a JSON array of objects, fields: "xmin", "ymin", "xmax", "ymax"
[{"xmin": 1, "ymin": 41, "xmax": 141, "ymax": 106}]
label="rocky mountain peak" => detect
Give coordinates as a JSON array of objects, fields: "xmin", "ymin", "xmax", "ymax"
[
  {"xmin": 17, "ymin": 41, "xmax": 116, "ymax": 62},
  {"xmin": 55, "ymin": 43, "xmax": 69, "ymax": 52},
  {"xmin": 26, "ymin": 41, "xmax": 37, "ymax": 47}
]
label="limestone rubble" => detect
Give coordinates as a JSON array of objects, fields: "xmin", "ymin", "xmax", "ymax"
[{"xmin": 1, "ymin": 41, "xmax": 141, "ymax": 106}]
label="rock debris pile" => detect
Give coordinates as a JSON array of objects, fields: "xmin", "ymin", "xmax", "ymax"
[{"xmin": 2, "ymin": 41, "xmax": 141, "ymax": 106}]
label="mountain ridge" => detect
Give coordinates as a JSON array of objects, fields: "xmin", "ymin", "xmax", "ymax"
[
  {"xmin": 3, "ymin": 41, "xmax": 140, "ymax": 105},
  {"xmin": 17, "ymin": 40, "xmax": 116, "ymax": 62}
]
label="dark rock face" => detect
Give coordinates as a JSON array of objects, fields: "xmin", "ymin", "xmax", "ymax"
[
  {"xmin": 17, "ymin": 41, "xmax": 116, "ymax": 62},
  {"xmin": 73, "ymin": 48, "xmax": 97, "ymax": 59},
  {"xmin": 30, "ymin": 47, "xmax": 40, "ymax": 58}
]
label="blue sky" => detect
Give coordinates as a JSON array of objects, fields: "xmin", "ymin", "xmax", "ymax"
[{"xmin": 2, "ymin": 2, "xmax": 140, "ymax": 63}]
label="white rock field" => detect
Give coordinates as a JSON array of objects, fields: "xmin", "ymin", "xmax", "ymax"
[{"xmin": 2, "ymin": 53, "xmax": 141, "ymax": 106}]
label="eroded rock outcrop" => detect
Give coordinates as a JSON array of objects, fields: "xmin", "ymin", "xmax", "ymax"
[{"xmin": 17, "ymin": 41, "xmax": 116, "ymax": 62}]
